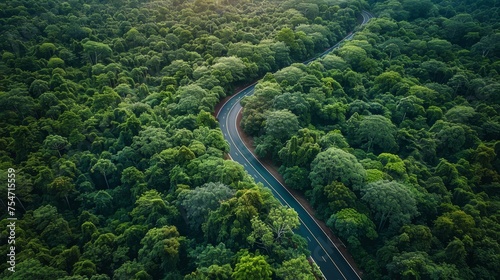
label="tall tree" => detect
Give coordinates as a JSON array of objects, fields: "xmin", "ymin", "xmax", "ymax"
[
  {"xmin": 91, "ymin": 159, "xmax": 116, "ymax": 189},
  {"xmin": 276, "ymin": 255, "xmax": 316, "ymax": 280},
  {"xmin": 352, "ymin": 115, "xmax": 398, "ymax": 153},
  {"xmin": 264, "ymin": 109, "xmax": 300, "ymax": 142},
  {"xmin": 179, "ymin": 182, "xmax": 235, "ymax": 230},
  {"xmin": 248, "ymin": 206, "xmax": 300, "ymax": 249},
  {"xmin": 232, "ymin": 254, "xmax": 272, "ymax": 280},
  {"xmin": 327, "ymin": 208, "xmax": 378, "ymax": 247},
  {"xmin": 361, "ymin": 180, "xmax": 418, "ymax": 231},
  {"xmin": 43, "ymin": 135, "xmax": 69, "ymax": 157},
  {"xmin": 138, "ymin": 225, "xmax": 184, "ymax": 278},
  {"xmin": 48, "ymin": 176, "xmax": 75, "ymax": 208},
  {"xmin": 130, "ymin": 190, "xmax": 178, "ymax": 227},
  {"xmin": 309, "ymin": 147, "xmax": 366, "ymax": 190},
  {"xmin": 82, "ymin": 41, "xmax": 112, "ymax": 65}
]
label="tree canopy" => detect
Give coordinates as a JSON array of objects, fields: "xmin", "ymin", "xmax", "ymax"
[
  {"xmin": 0, "ymin": 0, "xmax": 357, "ymax": 278},
  {"xmin": 239, "ymin": 0, "xmax": 500, "ymax": 278},
  {"xmin": 1, "ymin": 0, "xmax": 499, "ymax": 279}
]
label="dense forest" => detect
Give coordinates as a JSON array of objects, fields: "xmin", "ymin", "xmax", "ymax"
[
  {"xmin": 0, "ymin": 0, "xmax": 371, "ymax": 279},
  {"xmin": 241, "ymin": 0, "xmax": 500, "ymax": 279},
  {"xmin": 1, "ymin": 0, "xmax": 499, "ymax": 279}
]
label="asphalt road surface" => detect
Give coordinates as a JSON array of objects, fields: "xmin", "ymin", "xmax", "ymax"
[{"xmin": 216, "ymin": 11, "xmax": 374, "ymax": 280}]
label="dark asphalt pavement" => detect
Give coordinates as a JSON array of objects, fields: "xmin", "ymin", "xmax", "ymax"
[{"xmin": 216, "ymin": 11, "xmax": 373, "ymax": 280}]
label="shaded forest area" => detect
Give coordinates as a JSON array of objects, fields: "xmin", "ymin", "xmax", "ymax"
[
  {"xmin": 0, "ymin": 0, "xmax": 371, "ymax": 279},
  {"xmin": 241, "ymin": 0, "xmax": 500, "ymax": 279}
]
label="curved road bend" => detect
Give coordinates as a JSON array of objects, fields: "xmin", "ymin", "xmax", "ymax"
[{"xmin": 217, "ymin": 11, "xmax": 373, "ymax": 280}]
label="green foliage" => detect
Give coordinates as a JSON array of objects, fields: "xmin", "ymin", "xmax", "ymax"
[
  {"xmin": 248, "ymin": 206, "xmax": 300, "ymax": 250},
  {"xmin": 352, "ymin": 115, "xmax": 398, "ymax": 154},
  {"xmin": 264, "ymin": 109, "xmax": 300, "ymax": 141},
  {"xmin": 81, "ymin": 233, "xmax": 117, "ymax": 274},
  {"xmin": 232, "ymin": 253, "xmax": 272, "ymax": 280},
  {"xmin": 362, "ymin": 180, "xmax": 418, "ymax": 232},
  {"xmin": 82, "ymin": 41, "xmax": 112, "ymax": 65},
  {"xmin": 185, "ymin": 264, "xmax": 233, "ymax": 280},
  {"xmin": 189, "ymin": 243, "xmax": 234, "ymax": 268},
  {"xmin": 386, "ymin": 251, "xmax": 459, "ymax": 279},
  {"xmin": 337, "ymin": 45, "xmax": 368, "ymax": 70},
  {"xmin": 91, "ymin": 159, "xmax": 117, "ymax": 189},
  {"xmin": 433, "ymin": 210, "xmax": 475, "ymax": 242},
  {"xmin": 27, "ymin": 205, "xmax": 73, "ymax": 248},
  {"xmin": 0, "ymin": 259, "xmax": 67, "ymax": 279},
  {"xmin": 278, "ymin": 129, "xmax": 321, "ymax": 168},
  {"xmin": 309, "ymin": 147, "xmax": 366, "ymax": 190},
  {"xmin": 138, "ymin": 226, "xmax": 184, "ymax": 277},
  {"xmin": 113, "ymin": 261, "xmax": 151, "ymax": 280},
  {"xmin": 284, "ymin": 1, "xmax": 500, "ymax": 277},
  {"xmin": 319, "ymin": 130, "xmax": 350, "ymax": 150},
  {"xmin": 324, "ymin": 181, "xmax": 358, "ymax": 213},
  {"xmin": 43, "ymin": 135, "xmax": 69, "ymax": 157},
  {"xmin": 1, "ymin": 0, "xmax": 499, "ymax": 279},
  {"xmin": 377, "ymin": 153, "xmax": 407, "ymax": 180},
  {"xmin": 280, "ymin": 165, "xmax": 310, "ymax": 191},
  {"xmin": 202, "ymin": 186, "xmax": 295, "ymax": 252},
  {"xmin": 179, "ymin": 182, "xmax": 234, "ymax": 230},
  {"xmin": 275, "ymin": 255, "xmax": 316, "ymax": 280},
  {"xmin": 274, "ymin": 66, "xmax": 306, "ymax": 86},
  {"xmin": 327, "ymin": 208, "xmax": 378, "ymax": 247},
  {"xmin": 130, "ymin": 190, "xmax": 179, "ymax": 227}
]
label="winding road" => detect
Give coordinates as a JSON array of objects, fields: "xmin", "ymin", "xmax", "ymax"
[{"xmin": 216, "ymin": 11, "xmax": 373, "ymax": 280}]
